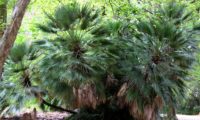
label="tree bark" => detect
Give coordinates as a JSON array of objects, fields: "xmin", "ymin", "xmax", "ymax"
[
  {"xmin": 0, "ymin": 1, "xmax": 7, "ymax": 38},
  {"xmin": 0, "ymin": 0, "xmax": 31, "ymax": 80}
]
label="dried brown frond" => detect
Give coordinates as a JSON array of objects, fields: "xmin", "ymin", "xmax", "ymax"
[{"xmin": 117, "ymin": 83, "xmax": 128, "ymax": 97}]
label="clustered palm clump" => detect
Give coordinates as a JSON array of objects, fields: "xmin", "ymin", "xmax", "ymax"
[{"xmin": 0, "ymin": 1, "xmax": 199, "ymax": 120}]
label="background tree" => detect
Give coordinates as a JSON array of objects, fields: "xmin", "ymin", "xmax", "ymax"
[
  {"xmin": 0, "ymin": 0, "xmax": 30, "ymax": 80},
  {"xmin": 0, "ymin": 0, "xmax": 7, "ymax": 38}
]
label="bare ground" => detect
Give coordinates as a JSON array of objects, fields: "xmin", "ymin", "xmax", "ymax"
[
  {"xmin": 177, "ymin": 114, "xmax": 200, "ymax": 120},
  {"xmin": 36, "ymin": 112, "xmax": 70, "ymax": 120},
  {"xmin": 1, "ymin": 112, "xmax": 200, "ymax": 120}
]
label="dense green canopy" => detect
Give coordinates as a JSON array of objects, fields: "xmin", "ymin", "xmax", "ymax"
[{"xmin": 0, "ymin": 0, "xmax": 200, "ymax": 120}]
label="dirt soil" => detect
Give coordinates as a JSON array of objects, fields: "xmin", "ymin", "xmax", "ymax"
[
  {"xmin": 1, "ymin": 112, "xmax": 200, "ymax": 120},
  {"xmin": 1, "ymin": 111, "xmax": 70, "ymax": 120},
  {"xmin": 37, "ymin": 112, "xmax": 70, "ymax": 120}
]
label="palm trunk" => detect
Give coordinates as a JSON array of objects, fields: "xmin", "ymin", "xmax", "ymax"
[{"xmin": 0, "ymin": 0, "xmax": 31, "ymax": 80}]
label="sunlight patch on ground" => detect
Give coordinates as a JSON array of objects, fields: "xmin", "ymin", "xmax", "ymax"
[{"xmin": 177, "ymin": 114, "xmax": 200, "ymax": 120}]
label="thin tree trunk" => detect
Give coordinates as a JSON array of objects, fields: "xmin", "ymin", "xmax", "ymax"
[
  {"xmin": 0, "ymin": 1, "xmax": 7, "ymax": 38},
  {"xmin": 0, "ymin": 0, "xmax": 31, "ymax": 80}
]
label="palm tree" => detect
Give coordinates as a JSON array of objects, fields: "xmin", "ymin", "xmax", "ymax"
[
  {"xmin": 118, "ymin": 2, "xmax": 199, "ymax": 120},
  {"xmin": 34, "ymin": 0, "xmax": 117, "ymax": 110},
  {"xmin": 0, "ymin": 42, "xmax": 34, "ymax": 115}
]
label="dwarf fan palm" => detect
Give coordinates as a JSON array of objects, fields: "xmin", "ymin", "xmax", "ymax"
[
  {"xmin": 33, "ymin": 2, "xmax": 121, "ymax": 111},
  {"xmin": 0, "ymin": 42, "xmax": 36, "ymax": 116},
  {"xmin": 116, "ymin": 2, "xmax": 199, "ymax": 120}
]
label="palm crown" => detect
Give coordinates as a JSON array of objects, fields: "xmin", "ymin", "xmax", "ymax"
[{"xmin": 33, "ymin": 2, "xmax": 121, "ymax": 109}]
